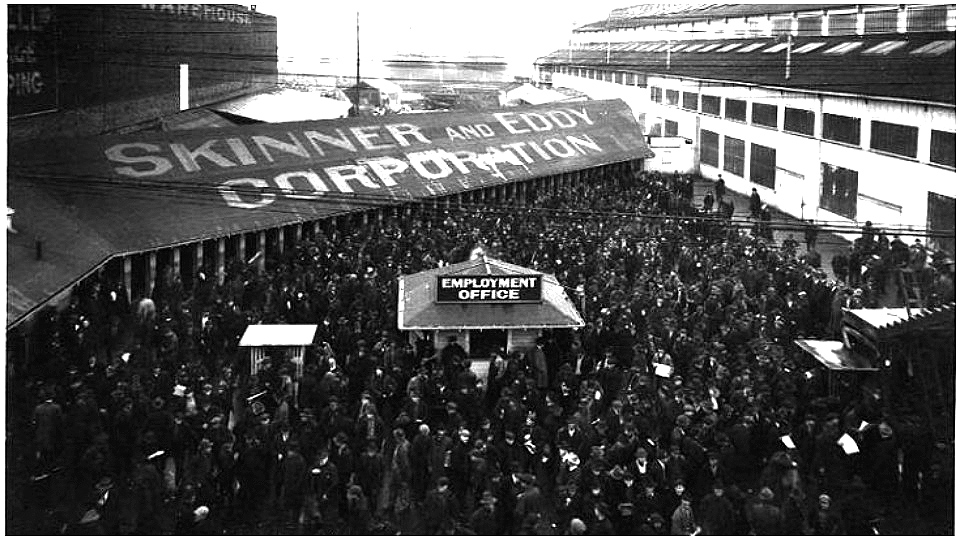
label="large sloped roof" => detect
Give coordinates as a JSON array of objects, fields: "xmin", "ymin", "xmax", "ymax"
[
  {"xmin": 538, "ymin": 32, "xmax": 956, "ymax": 105},
  {"xmin": 844, "ymin": 303, "xmax": 957, "ymax": 341},
  {"xmin": 8, "ymin": 99, "xmax": 652, "ymax": 328},
  {"xmin": 577, "ymin": 4, "xmax": 844, "ymax": 32},
  {"xmin": 398, "ymin": 257, "xmax": 585, "ymax": 330}
]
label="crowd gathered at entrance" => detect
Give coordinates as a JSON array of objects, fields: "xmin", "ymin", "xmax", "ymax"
[{"xmin": 8, "ymin": 168, "xmax": 955, "ymax": 535}]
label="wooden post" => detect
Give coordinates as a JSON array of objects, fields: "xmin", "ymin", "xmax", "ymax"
[
  {"xmin": 195, "ymin": 243, "xmax": 203, "ymax": 274},
  {"xmin": 173, "ymin": 247, "xmax": 181, "ymax": 279},
  {"xmin": 277, "ymin": 227, "xmax": 285, "ymax": 254},
  {"xmin": 147, "ymin": 252, "xmax": 157, "ymax": 298},
  {"xmin": 258, "ymin": 232, "xmax": 267, "ymax": 273},
  {"xmin": 217, "ymin": 238, "xmax": 226, "ymax": 285},
  {"xmin": 238, "ymin": 234, "xmax": 246, "ymax": 264},
  {"xmin": 123, "ymin": 256, "xmax": 132, "ymax": 301}
]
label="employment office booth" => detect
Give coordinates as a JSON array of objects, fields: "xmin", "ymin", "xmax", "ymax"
[{"xmin": 397, "ymin": 255, "xmax": 584, "ymax": 376}]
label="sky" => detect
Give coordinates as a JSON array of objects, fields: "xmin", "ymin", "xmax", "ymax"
[{"xmin": 255, "ymin": 0, "xmax": 633, "ymax": 78}]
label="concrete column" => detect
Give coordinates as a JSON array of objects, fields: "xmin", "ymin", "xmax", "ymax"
[
  {"xmin": 217, "ymin": 238, "xmax": 226, "ymax": 285},
  {"xmin": 147, "ymin": 252, "xmax": 157, "ymax": 298},
  {"xmin": 258, "ymin": 232, "xmax": 267, "ymax": 273},
  {"xmin": 123, "ymin": 256, "xmax": 132, "ymax": 301}
]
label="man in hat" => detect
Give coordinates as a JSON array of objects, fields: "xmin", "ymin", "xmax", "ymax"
[
  {"xmin": 345, "ymin": 484, "xmax": 372, "ymax": 535},
  {"xmin": 279, "ymin": 440, "xmax": 308, "ymax": 527},
  {"xmin": 566, "ymin": 517, "xmax": 587, "ymax": 535},
  {"xmin": 309, "ymin": 447, "xmax": 340, "ymax": 532},
  {"xmin": 469, "ymin": 490, "xmax": 499, "ymax": 535},
  {"xmin": 671, "ymin": 492, "xmax": 700, "ymax": 535},
  {"xmin": 424, "ymin": 476, "xmax": 458, "ymax": 535},
  {"xmin": 698, "ymin": 482, "xmax": 734, "ymax": 535},
  {"xmin": 746, "ymin": 487, "xmax": 782, "ymax": 535},
  {"xmin": 809, "ymin": 493, "xmax": 841, "ymax": 535},
  {"xmin": 529, "ymin": 338, "xmax": 549, "ymax": 390},
  {"xmin": 515, "ymin": 472, "xmax": 544, "ymax": 530}
]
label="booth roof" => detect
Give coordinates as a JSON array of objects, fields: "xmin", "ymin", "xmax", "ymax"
[
  {"xmin": 794, "ymin": 339, "xmax": 879, "ymax": 372},
  {"xmin": 844, "ymin": 303, "xmax": 956, "ymax": 341},
  {"xmin": 239, "ymin": 324, "xmax": 318, "ymax": 347},
  {"xmin": 398, "ymin": 257, "xmax": 585, "ymax": 330}
]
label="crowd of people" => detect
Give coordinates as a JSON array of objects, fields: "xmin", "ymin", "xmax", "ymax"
[{"xmin": 8, "ymin": 168, "xmax": 955, "ymax": 535}]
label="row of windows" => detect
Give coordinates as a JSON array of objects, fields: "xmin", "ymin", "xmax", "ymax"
[
  {"xmin": 652, "ymin": 86, "xmax": 956, "ymax": 168},
  {"xmin": 702, "ymin": 127, "xmax": 860, "ymax": 219},
  {"xmin": 700, "ymin": 129, "xmax": 778, "ymax": 190},
  {"xmin": 552, "ymin": 65, "xmax": 647, "ymax": 87},
  {"xmin": 573, "ymin": 37, "xmax": 955, "ymax": 57},
  {"xmin": 575, "ymin": 4, "xmax": 951, "ymax": 39}
]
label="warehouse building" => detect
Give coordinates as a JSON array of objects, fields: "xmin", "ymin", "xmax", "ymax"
[{"xmin": 536, "ymin": 3, "xmax": 956, "ymax": 253}]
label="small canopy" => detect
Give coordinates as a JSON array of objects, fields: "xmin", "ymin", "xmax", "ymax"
[
  {"xmin": 239, "ymin": 324, "xmax": 318, "ymax": 347},
  {"xmin": 794, "ymin": 339, "xmax": 879, "ymax": 372},
  {"xmin": 844, "ymin": 303, "xmax": 956, "ymax": 341},
  {"xmin": 398, "ymin": 256, "xmax": 584, "ymax": 330},
  {"xmin": 211, "ymin": 88, "xmax": 352, "ymax": 122}
]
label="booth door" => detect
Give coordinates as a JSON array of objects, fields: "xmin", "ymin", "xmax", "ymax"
[{"xmin": 469, "ymin": 329, "xmax": 507, "ymax": 358}]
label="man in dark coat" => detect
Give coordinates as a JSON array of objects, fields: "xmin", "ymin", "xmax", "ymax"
[
  {"xmin": 424, "ymin": 476, "xmax": 458, "ymax": 535},
  {"xmin": 279, "ymin": 442, "xmax": 308, "ymax": 525},
  {"xmin": 699, "ymin": 482, "xmax": 735, "ymax": 535},
  {"xmin": 746, "ymin": 487, "xmax": 782, "ymax": 535},
  {"xmin": 468, "ymin": 490, "xmax": 499, "ymax": 535}
]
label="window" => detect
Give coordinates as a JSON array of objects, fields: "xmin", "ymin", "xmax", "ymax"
[
  {"xmin": 750, "ymin": 144, "xmax": 776, "ymax": 189},
  {"xmin": 752, "ymin": 103, "xmax": 778, "ymax": 128},
  {"xmin": 624, "ymin": 72, "xmax": 634, "ymax": 85},
  {"xmin": 702, "ymin": 95, "xmax": 721, "ymax": 115},
  {"xmin": 822, "ymin": 113, "xmax": 861, "ymax": 145},
  {"xmin": 820, "ymin": 163, "xmax": 858, "ymax": 219},
  {"xmin": 798, "ymin": 15, "xmax": 822, "ymax": 37},
  {"xmin": 907, "ymin": 4, "xmax": 948, "ymax": 32},
  {"xmin": 784, "ymin": 107, "xmax": 815, "ymax": 136},
  {"xmin": 665, "ymin": 119, "xmax": 679, "ymax": 137},
  {"xmin": 651, "ymin": 86, "xmax": 662, "ymax": 103},
  {"xmin": 931, "ymin": 130, "xmax": 956, "ymax": 168},
  {"xmin": 666, "ymin": 89, "xmax": 679, "ymax": 106},
  {"xmin": 864, "ymin": 8, "xmax": 899, "ymax": 34},
  {"xmin": 701, "ymin": 129, "xmax": 719, "ymax": 167},
  {"xmin": 725, "ymin": 99, "xmax": 747, "ymax": 122},
  {"xmin": 927, "ymin": 192, "xmax": 956, "ymax": 255},
  {"xmin": 723, "ymin": 136, "xmax": 745, "ymax": 176},
  {"xmin": 649, "ymin": 119, "xmax": 662, "ymax": 136},
  {"xmin": 870, "ymin": 121, "xmax": 918, "ymax": 158},
  {"xmin": 828, "ymin": 12, "xmax": 857, "ymax": 35},
  {"xmin": 682, "ymin": 92, "xmax": 698, "ymax": 111}
]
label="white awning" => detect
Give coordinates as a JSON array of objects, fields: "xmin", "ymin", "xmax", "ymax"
[{"xmin": 239, "ymin": 324, "xmax": 318, "ymax": 347}]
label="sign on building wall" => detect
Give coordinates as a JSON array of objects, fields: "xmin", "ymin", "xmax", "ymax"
[
  {"xmin": 436, "ymin": 275, "xmax": 542, "ymax": 303},
  {"xmin": 8, "ymin": 5, "xmax": 58, "ymax": 117}
]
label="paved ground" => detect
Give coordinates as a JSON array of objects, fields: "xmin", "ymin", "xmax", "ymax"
[{"xmin": 691, "ymin": 178, "xmax": 850, "ymax": 283}]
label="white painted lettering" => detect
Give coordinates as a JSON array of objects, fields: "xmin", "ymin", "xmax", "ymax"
[
  {"xmin": 350, "ymin": 126, "xmax": 395, "ymax": 151},
  {"xmin": 446, "ymin": 126, "xmax": 467, "ymax": 141},
  {"xmin": 408, "ymin": 150, "xmax": 453, "ymax": 179},
  {"xmin": 567, "ymin": 108, "xmax": 594, "ymax": 125},
  {"xmin": 324, "ymin": 164, "xmax": 379, "ymax": 193},
  {"xmin": 106, "ymin": 142, "xmax": 173, "ymax": 178},
  {"xmin": 501, "ymin": 142, "xmax": 534, "ymax": 163},
  {"xmin": 385, "ymin": 123, "xmax": 430, "ymax": 146},
  {"xmin": 170, "ymin": 140, "xmax": 236, "ymax": 172},
  {"xmin": 492, "ymin": 112, "xmax": 529, "ymax": 134},
  {"xmin": 303, "ymin": 129, "xmax": 357, "ymax": 156},
  {"xmin": 543, "ymin": 138, "xmax": 576, "ymax": 157},
  {"xmin": 363, "ymin": 156, "xmax": 409, "ymax": 186},
  {"xmin": 218, "ymin": 178, "xmax": 275, "ymax": 209},
  {"xmin": 521, "ymin": 112, "xmax": 552, "ymax": 132},
  {"xmin": 252, "ymin": 133, "xmax": 309, "ymax": 162},
  {"xmin": 226, "ymin": 138, "xmax": 257, "ymax": 165},
  {"xmin": 546, "ymin": 110, "xmax": 577, "ymax": 128},
  {"xmin": 566, "ymin": 134, "xmax": 602, "ymax": 154},
  {"xmin": 274, "ymin": 170, "xmax": 328, "ymax": 199},
  {"xmin": 475, "ymin": 124, "xmax": 495, "ymax": 137}
]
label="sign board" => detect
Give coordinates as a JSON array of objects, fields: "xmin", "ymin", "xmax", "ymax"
[
  {"xmin": 8, "ymin": 5, "xmax": 58, "ymax": 117},
  {"xmin": 436, "ymin": 274, "xmax": 542, "ymax": 304}
]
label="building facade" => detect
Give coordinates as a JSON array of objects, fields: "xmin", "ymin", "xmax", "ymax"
[
  {"xmin": 536, "ymin": 4, "xmax": 956, "ymax": 252},
  {"xmin": 8, "ymin": 4, "xmax": 278, "ymax": 141}
]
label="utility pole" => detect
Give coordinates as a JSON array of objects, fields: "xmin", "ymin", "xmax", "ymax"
[
  {"xmin": 785, "ymin": 33, "xmax": 793, "ymax": 80},
  {"xmin": 355, "ymin": 11, "xmax": 361, "ymax": 116}
]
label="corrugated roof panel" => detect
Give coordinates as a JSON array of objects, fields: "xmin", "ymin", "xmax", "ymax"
[
  {"xmin": 763, "ymin": 42, "xmax": 791, "ymax": 53},
  {"xmin": 697, "ymin": 43, "xmax": 723, "ymax": 52},
  {"xmin": 862, "ymin": 41, "xmax": 907, "ymax": 55},
  {"xmin": 716, "ymin": 43, "xmax": 741, "ymax": 52},
  {"xmin": 910, "ymin": 40, "xmax": 956, "ymax": 55},
  {"xmin": 793, "ymin": 41, "xmax": 826, "ymax": 53},
  {"xmin": 681, "ymin": 43, "xmax": 706, "ymax": 52},
  {"xmin": 737, "ymin": 42, "xmax": 766, "ymax": 53},
  {"xmin": 823, "ymin": 41, "xmax": 863, "ymax": 54}
]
